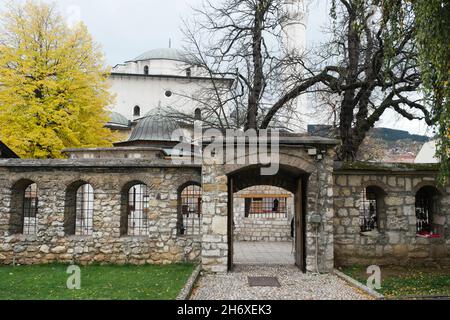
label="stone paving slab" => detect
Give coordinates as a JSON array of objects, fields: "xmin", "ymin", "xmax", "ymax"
[
  {"xmin": 191, "ymin": 265, "xmax": 370, "ymax": 300},
  {"xmin": 234, "ymin": 242, "xmax": 294, "ymax": 265},
  {"xmin": 248, "ymin": 276, "xmax": 281, "ymax": 287}
]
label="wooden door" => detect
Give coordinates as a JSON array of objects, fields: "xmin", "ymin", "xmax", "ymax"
[
  {"xmin": 227, "ymin": 177, "xmax": 234, "ymax": 271},
  {"xmin": 295, "ymin": 178, "xmax": 305, "ymax": 271}
]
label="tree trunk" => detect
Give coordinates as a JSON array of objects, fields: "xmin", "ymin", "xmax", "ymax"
[
  {"xmin": 338, "ymin": 7, "xmax": 360, "ymax": 161},
  {"xmin": 245, "ymin": 0, "xmax": 266, "ymax": 130}
]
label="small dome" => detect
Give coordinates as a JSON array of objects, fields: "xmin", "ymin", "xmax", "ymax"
[
  {"xmin": 107, "ymin": 112, "xmax": 130, "ymax": 128},
  {"xmin": 128, "ymin": 111, "xmax": 184, "ymax": 143},
  {"xmin": 127, "ymin": 48, "xmax": 199, "ymax": 64}
]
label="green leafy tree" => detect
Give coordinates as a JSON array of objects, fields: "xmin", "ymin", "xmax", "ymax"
[
  {"xmin": 375, "ymin": 0, "xmax": 450, "ymax": 183},
  {"xmin": 0, "ymin": 0, "xmax": 115, "ymax": 158}
]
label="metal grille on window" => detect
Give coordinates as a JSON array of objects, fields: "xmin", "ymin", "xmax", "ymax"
[
  {"xmin": 128, "ymin": 184, "xmax": 149, "ymax": 236},
  {"xmin": 416, "ymin": 193, "xmax": 431, "ymax": 234},
  {"xmin": 180, "ymin": 185, "xmax": 202, "ymax": 236},
  {"xmin": 415, "ymin": 187, "xmax": 440, "ymax": 237},
  {"xmin": 75, "ymin": 184, "xmax": 94, "ymax": 236},
  {"xmin": 23, "ymin": 183, "xmax": 38, "ymax": 235},
  {"xmin": 244, "ymin": 197, "xmax": 287, "ymax": 218},
  {"xmin": 360, "ymin": 189, "xmax": 377, "ymax": 232}
]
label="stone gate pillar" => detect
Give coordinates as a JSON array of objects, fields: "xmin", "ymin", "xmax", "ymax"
[{"xmin": 201, "ymin": 160, "xmax": 229, "ymax": 273}]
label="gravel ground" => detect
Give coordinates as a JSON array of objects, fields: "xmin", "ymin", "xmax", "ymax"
[{"xmin": 191, "ymin": 265, "xmax": 370, "ymax": 300}]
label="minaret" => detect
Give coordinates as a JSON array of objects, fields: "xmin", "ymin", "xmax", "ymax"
[
  {"xmin": 281, "ymin": 0, "xmax": 309, "ymax": 132},
  {"xmin": 282, "ymin": 0, "xmax": 308, "ymax": 56}
]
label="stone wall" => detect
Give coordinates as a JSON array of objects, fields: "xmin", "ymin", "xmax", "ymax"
[
  {"xmin": 0, "ymin": 159, "xmax": 202, "ymax": 266},
  {"xmin": 201, "ymin": 144, "xmax": 337, "ymax": 273},
  {"xmin": 333, "ymin": 163, "xmax": 450, "ymax": 267},
  {"xmin": 233, "ymin": 185, "xmax": 294, "ymax": 242},
  {"xmin": 65, "ymin": 147, "xmax": 162, "ymax": 159}
]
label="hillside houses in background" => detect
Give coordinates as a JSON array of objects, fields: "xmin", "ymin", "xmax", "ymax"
[{"xmin": 307, "ymin": 125, "xmax": 431, "ymax": 163}]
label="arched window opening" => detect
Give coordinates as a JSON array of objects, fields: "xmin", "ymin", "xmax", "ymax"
[
  {"xmin": 144, "ymin": 65, "xmax": 149, "ymax": 75},
  {"xmin": 126, "ymin": 184, "xmax": 149, "ymax": 236},
  {"xmin": 186, "ymin": 67, "xmax": 192, "ymax": 78},
  {"xmin": 415, "ymin": 186, "xmax": 441, "ymax": 238},
  {"xmin": 9, "ymin": 180, "xmax": 38, "ymax": 235},
  {"xmin": 75, "ymin": 184, "xmax": 94, "ymax": 236},
  {"xmin": 64, "ymin": 182, "xmax": 94, "ymax": 236},
  {"xmin": 133, "ymin": 106, "xmax": 141, "ymax": 117},
  {"xmin": 360, "ymin": 186, "xmax": 385, "ymax": 233},
  {"xmin": 178, "ymin": 184, "xmax": 202, "ymax": 236},
  {"xmin": 23, "ymin": 183, "xmax": 38, "ymax": 235}
]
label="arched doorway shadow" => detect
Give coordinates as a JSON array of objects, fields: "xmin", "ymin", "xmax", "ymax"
[{"xmin": 227, "ymin": 164, "xmax": 308, "ymax": 272}]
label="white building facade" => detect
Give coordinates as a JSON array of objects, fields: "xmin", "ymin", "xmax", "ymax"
[
  {"xmin": 108, "ymin": 48, "xmax": 233, "ymax": 122},
  {"xmin": 415, "ymin": 140, "xmax": 439, "ymax": 164}
]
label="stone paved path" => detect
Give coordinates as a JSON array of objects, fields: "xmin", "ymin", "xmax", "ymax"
[
  {"xmin": 191, "ymin": 265, "xmax": 370, "ymax": 300},
  {"xmin": 234, "ymin": 242, "xmax": 294, "ymax": 265}
]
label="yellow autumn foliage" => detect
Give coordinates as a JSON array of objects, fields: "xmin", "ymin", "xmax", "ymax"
[{"xmin": 0, "ymin": 1, "xmax": 115, "ymax": 158}]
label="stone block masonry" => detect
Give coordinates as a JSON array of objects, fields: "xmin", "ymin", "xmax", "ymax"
[
  {"xmin": 333, "ymin": 162, "xmax": 450, "ymax": 267},
  {"xmin": 233, "ymin": 185, "xmax": 294, "ymax": 242},
  {"xmin": 0, "ymin": 159, "xmax": 202, "ymax": 266},
  {"xmin": 2, "ymin": 158, "xmax": 447, "ymax": 273}
]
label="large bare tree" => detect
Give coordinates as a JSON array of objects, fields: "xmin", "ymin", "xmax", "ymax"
[
  {"xmin": 181, "ymin": 0, "xmax": 434, "ymax": 161},
  {"xmin": 181, "ymin": 0, "xmax": 316, "ymax": 131},
  {"xmin": 310, "ymin": 0, "xmax": 434, "ymax": 161}
]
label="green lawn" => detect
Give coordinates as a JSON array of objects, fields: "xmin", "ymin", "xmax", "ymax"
[
  {"xmin": 0, "ymin": 263, "xmax": 195, "ymax": 300},
  {"xmin": 342, "ymin": 265, "xmax": 450, "ymax": 299}
]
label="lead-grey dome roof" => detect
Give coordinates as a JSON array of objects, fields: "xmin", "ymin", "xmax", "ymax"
[
  {"xmin": 107, "ymin": 112, "xmax": 130, "ymax": 128},
  {"xmin": 128, "ymin": 111, "xmax": 183, "ymax": 142},
  {"xmin": 127, "ymin": 48, "xmax": 198, "ymax": 64}
]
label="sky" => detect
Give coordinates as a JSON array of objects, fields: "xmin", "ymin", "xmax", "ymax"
[{"xmin": 0, "ymin": 0, "xmax": 432, "ymax": 136}]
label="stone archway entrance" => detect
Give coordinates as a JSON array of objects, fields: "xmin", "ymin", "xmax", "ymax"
[
  {"xmin": 227, "ymin": 165, "xmax": 307, "ymax": 272},
  {"xmin": 201, "ymin": 137, "xmax": 338, "ymax": 274}
]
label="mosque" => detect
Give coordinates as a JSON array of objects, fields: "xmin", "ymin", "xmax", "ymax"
[
  {"xmin": 105, "ymin": 47, "xmax": 233, "ymax": 133},
  {"xmin": 0, "ymin": 1, "xmax": 449, "ymax": 273}
]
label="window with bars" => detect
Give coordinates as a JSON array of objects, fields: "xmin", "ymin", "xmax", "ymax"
[
  {"xmin": 22, "ymin": 183, "xmax": 38, "ymax": 235},
  {"xmin": 415, "ymin": 186, "xmax": 441, "ymax": 237},
  {"xmin": 75, "ymin": 184, "xmax": 94, "ymax": 236},
  {"xmin": 244, "ymin": 197, "xmax": 287, "ymax": 218},
  {"xmin": 127, "ymin": 184, "xmax": 149, "ymax": 236},
  {"xmin": 360, "ymin": 188, "xmax": 378, "ymax": 232},
  {"xmin": 9, "ymin": 180, "xmax": 38, "ymax": 235},
  {"xmin": 179, "ymin": 184, "xmax": 202, "ymax": 236}
]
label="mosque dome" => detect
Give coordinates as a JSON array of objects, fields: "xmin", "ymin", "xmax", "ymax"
[
  {"xmin": 127, "ymin": 48, "xmax": 199, "ymax": 64},
  {"xmin": 106, "ymin": 112, "xmax": 130, "ymax": 128},
  {"xmin": 127, "ymin": 110, "xmax": 184, "ymax": 143}
]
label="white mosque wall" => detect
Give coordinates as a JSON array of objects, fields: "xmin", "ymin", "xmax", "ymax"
[
  {"xmin": 108, "ymin": 74, "xmax": 229, "ymax": 121},
  {"xmin": 112, "ymin": 59, "xmax": 205, "ymax": 78}
]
